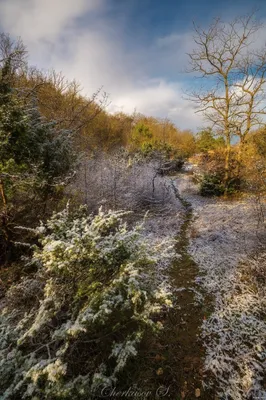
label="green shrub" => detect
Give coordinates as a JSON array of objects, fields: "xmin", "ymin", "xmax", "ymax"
[
  {"xmin": 0, "ymin": 206, "xmax": 173, "ymax": 399},
  {"xmin": 199, "ymin": 173, "xmax": 225, "ymax": 196},
  {"xmin": 200, "ymin": 173, "xmax": 240, "ymax": 196}
]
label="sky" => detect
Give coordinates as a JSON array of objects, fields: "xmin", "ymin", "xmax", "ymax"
[{"xmin": 0, "ymin": 0, "xmax": 266, "ymax": 131}]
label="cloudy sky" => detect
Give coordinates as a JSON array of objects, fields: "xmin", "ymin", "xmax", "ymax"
[{"xmin": 0, "ymin": 0, "xmax": 266, "ymax": 130}]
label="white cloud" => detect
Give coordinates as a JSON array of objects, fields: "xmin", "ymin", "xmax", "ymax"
[
  {"xmin": 109, "ymin": 79, "xmax": 200, "ymax": 130},
  {"xmin": 157, "ymin": 32, "xmax": 193, "ymax": 50},
  {"xmin": 50, "ymin": 29, "xmax": 132, "ymax": 95},
  {"xmin": 0, "ymin": 0, "xmax": 104, "ymax": 66},
  {"xmin": 0, "ymin": 0, "xmax": 102, "ymax": 42},
  {"xmin": 0, "ymin": 0, "xmax": 202, "ymax": 130}
]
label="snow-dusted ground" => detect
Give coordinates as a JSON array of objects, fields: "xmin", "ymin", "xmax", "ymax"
[
  {"xmin": 139, "ymin": 179, "xmax": 184, "ymax": 278},
  {"xmin": 72, "ymin": 160, "xmax": 266, "ymax": 398},
  {"xmin": 175, "ymin": 173, "xmax": 266, "ymax": 399}
]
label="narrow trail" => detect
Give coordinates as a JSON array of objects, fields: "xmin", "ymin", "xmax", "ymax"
[
  {"xmin": 122, "ymin": 173, "xmax": 213, "ymax": 399},
  {"xmin": 158, "ymin": 178, "xmax": 213, "ymax": 399},
  {"xmin": 124, "ymin": 171, "xmax": 264, "ymax": 399}
]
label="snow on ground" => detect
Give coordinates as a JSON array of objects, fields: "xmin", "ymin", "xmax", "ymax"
[
  {"xmin": 141, "ymin": 181, "xmax": 184, "ymax": 241},
  {"xmin": 175, "ymin": 173, "xmax": 266, "ymax": 400},
  {"xmin": 140, "ymin": 178, "xmax": 184, "ymax": 277}
]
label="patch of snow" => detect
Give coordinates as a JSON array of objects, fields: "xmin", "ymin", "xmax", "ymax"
[{"xmin": 175, "ymin": 173, "xmax": 266, "ymax": 399}]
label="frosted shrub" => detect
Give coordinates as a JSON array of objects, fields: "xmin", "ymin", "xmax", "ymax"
[
  {"xmin": 73, "ymin": 151, "xmax": 174, "ymax": 213},
  {"xmin": 0, "ymin": 206, "xmax": 173, "ymax": 399}
]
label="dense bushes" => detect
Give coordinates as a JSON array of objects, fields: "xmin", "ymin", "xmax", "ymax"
[
  {"xmin": 73, "ymin": 150, "xmax": 182, "ymax": 213},
  {"xmin": 199, "ymin": 173, "xmax": 225, "ymax": 196},
  {"xmin": 193, "ymin": 150, "xmax": 241, "ymax": 197},
  {"xmin": 128, "ymin": 117, "xmax": 196, "ymax": 160},
  {"xmin": 0, "ymin": 206, "xmax": 173, "ymax": 399},
  {"xmin": 195, "ymin": 129, "xmax": 225, "ymax": 153},
  {"xmin": 0, "ymin": 38, "xmax": 181, "ymax": 399},
  {"xmin": 243, "ymin": 129, "xmax": 266, "ymax": 194},
  {"xmin": 0, "ymin": 33, "xmax": 195, "ymax": 266},
  {"xmin": 194, "ymin": 128, "xmax": 266, "ymax": 198},
  {"xmin": 199, "ymin": 173, "xmax": 241, "ymax": 197},
  {"xmin": 0, "ymin": 60, "xmax": 77, "ymax": 264}
]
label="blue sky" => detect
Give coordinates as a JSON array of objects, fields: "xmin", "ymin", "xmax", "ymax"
[{"xmin": 0, "ymin": 0, "xmax": 266, "ymax": 130}]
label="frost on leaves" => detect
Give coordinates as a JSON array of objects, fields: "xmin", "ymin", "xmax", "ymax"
[{"xmin": 0, "ymin": 206, "xmax": 173, "ymax": 399}]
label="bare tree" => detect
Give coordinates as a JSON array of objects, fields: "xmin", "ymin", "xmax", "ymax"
[
  {"xmin": 0, "ymin": 33, "xmax": 27, "ymax": 72},
  {"xmin": 188, "ymin": 14, "xmax": 266, "ymax": 187}
]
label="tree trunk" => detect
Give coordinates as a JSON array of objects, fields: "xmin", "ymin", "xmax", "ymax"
[
  {"xmin": 236, "ymin": 137, "xmax": 245, "ymax": 179},
  {"xmin": 0, "ymin": 178, "xmax": 7, "ymax": 212},
  {"xmin": 224, "ymin": 138, "xmax": 231, "ymax": 193}
]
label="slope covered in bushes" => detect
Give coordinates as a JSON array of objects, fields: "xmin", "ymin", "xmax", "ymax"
[{"xmin": 0, "ymin": 206, "xmax": 174, "ymax": 399}]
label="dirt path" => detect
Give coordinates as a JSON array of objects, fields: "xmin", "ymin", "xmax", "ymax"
[
  {"xmin": 113, "ymin": 171, "xmax": 265, "ymax": 399},
  {"xmin": 117, "ymin": 173, "xmax": 212, "ymax": 400},
  {"xmin": 175, "ymin": 172, "xmax": 266, "ymax": 400},
  {"xmin": 159, "ymin": 179, "xmax": 213, "ymax": 399},
  {"xmin": 135, "ymin": 176, "xmax": 215, "ymax": 399}
]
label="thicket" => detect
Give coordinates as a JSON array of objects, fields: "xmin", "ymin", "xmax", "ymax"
[
  {"xmin": 0, "ymin": 33, "xmax": 192, "ymax": 270},
  {"xmin": 193, "ymin": 129, "xmax": 266, "ymax": 198},
  {"xmin": 0, "ymin": 33, "xmax": 182, "ymax": 399},
  {"xmin": 0, "ymin": 207, "xmax": 173, "ymax": 399},
  {"xmin": 0, "ymin": 57, "xmax": 77, "ymax": 265}
]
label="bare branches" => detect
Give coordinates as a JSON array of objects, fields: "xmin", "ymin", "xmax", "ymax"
[
  {"xmin": 188, "ymin": 14, "xmax": 266, "ymax": 186},
  {"xmin": 0, "ymin": 33, "xmax": 27, "ymax": 73},
  {"xmin": 188, "ymin": 14, "xmax": 266, "ymax": 142}
]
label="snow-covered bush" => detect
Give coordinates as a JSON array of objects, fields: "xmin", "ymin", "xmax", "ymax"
[
  {"xmin": 72, "ymin": 151, "xmax": 176, "ymax": 213},
  {"xmin": 0, "ymin": 62, "xmax": 77, "ymax": 264},
  {"xmin": 0, "ymin": 206, "xmax": 173, "ymax": 399}
]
